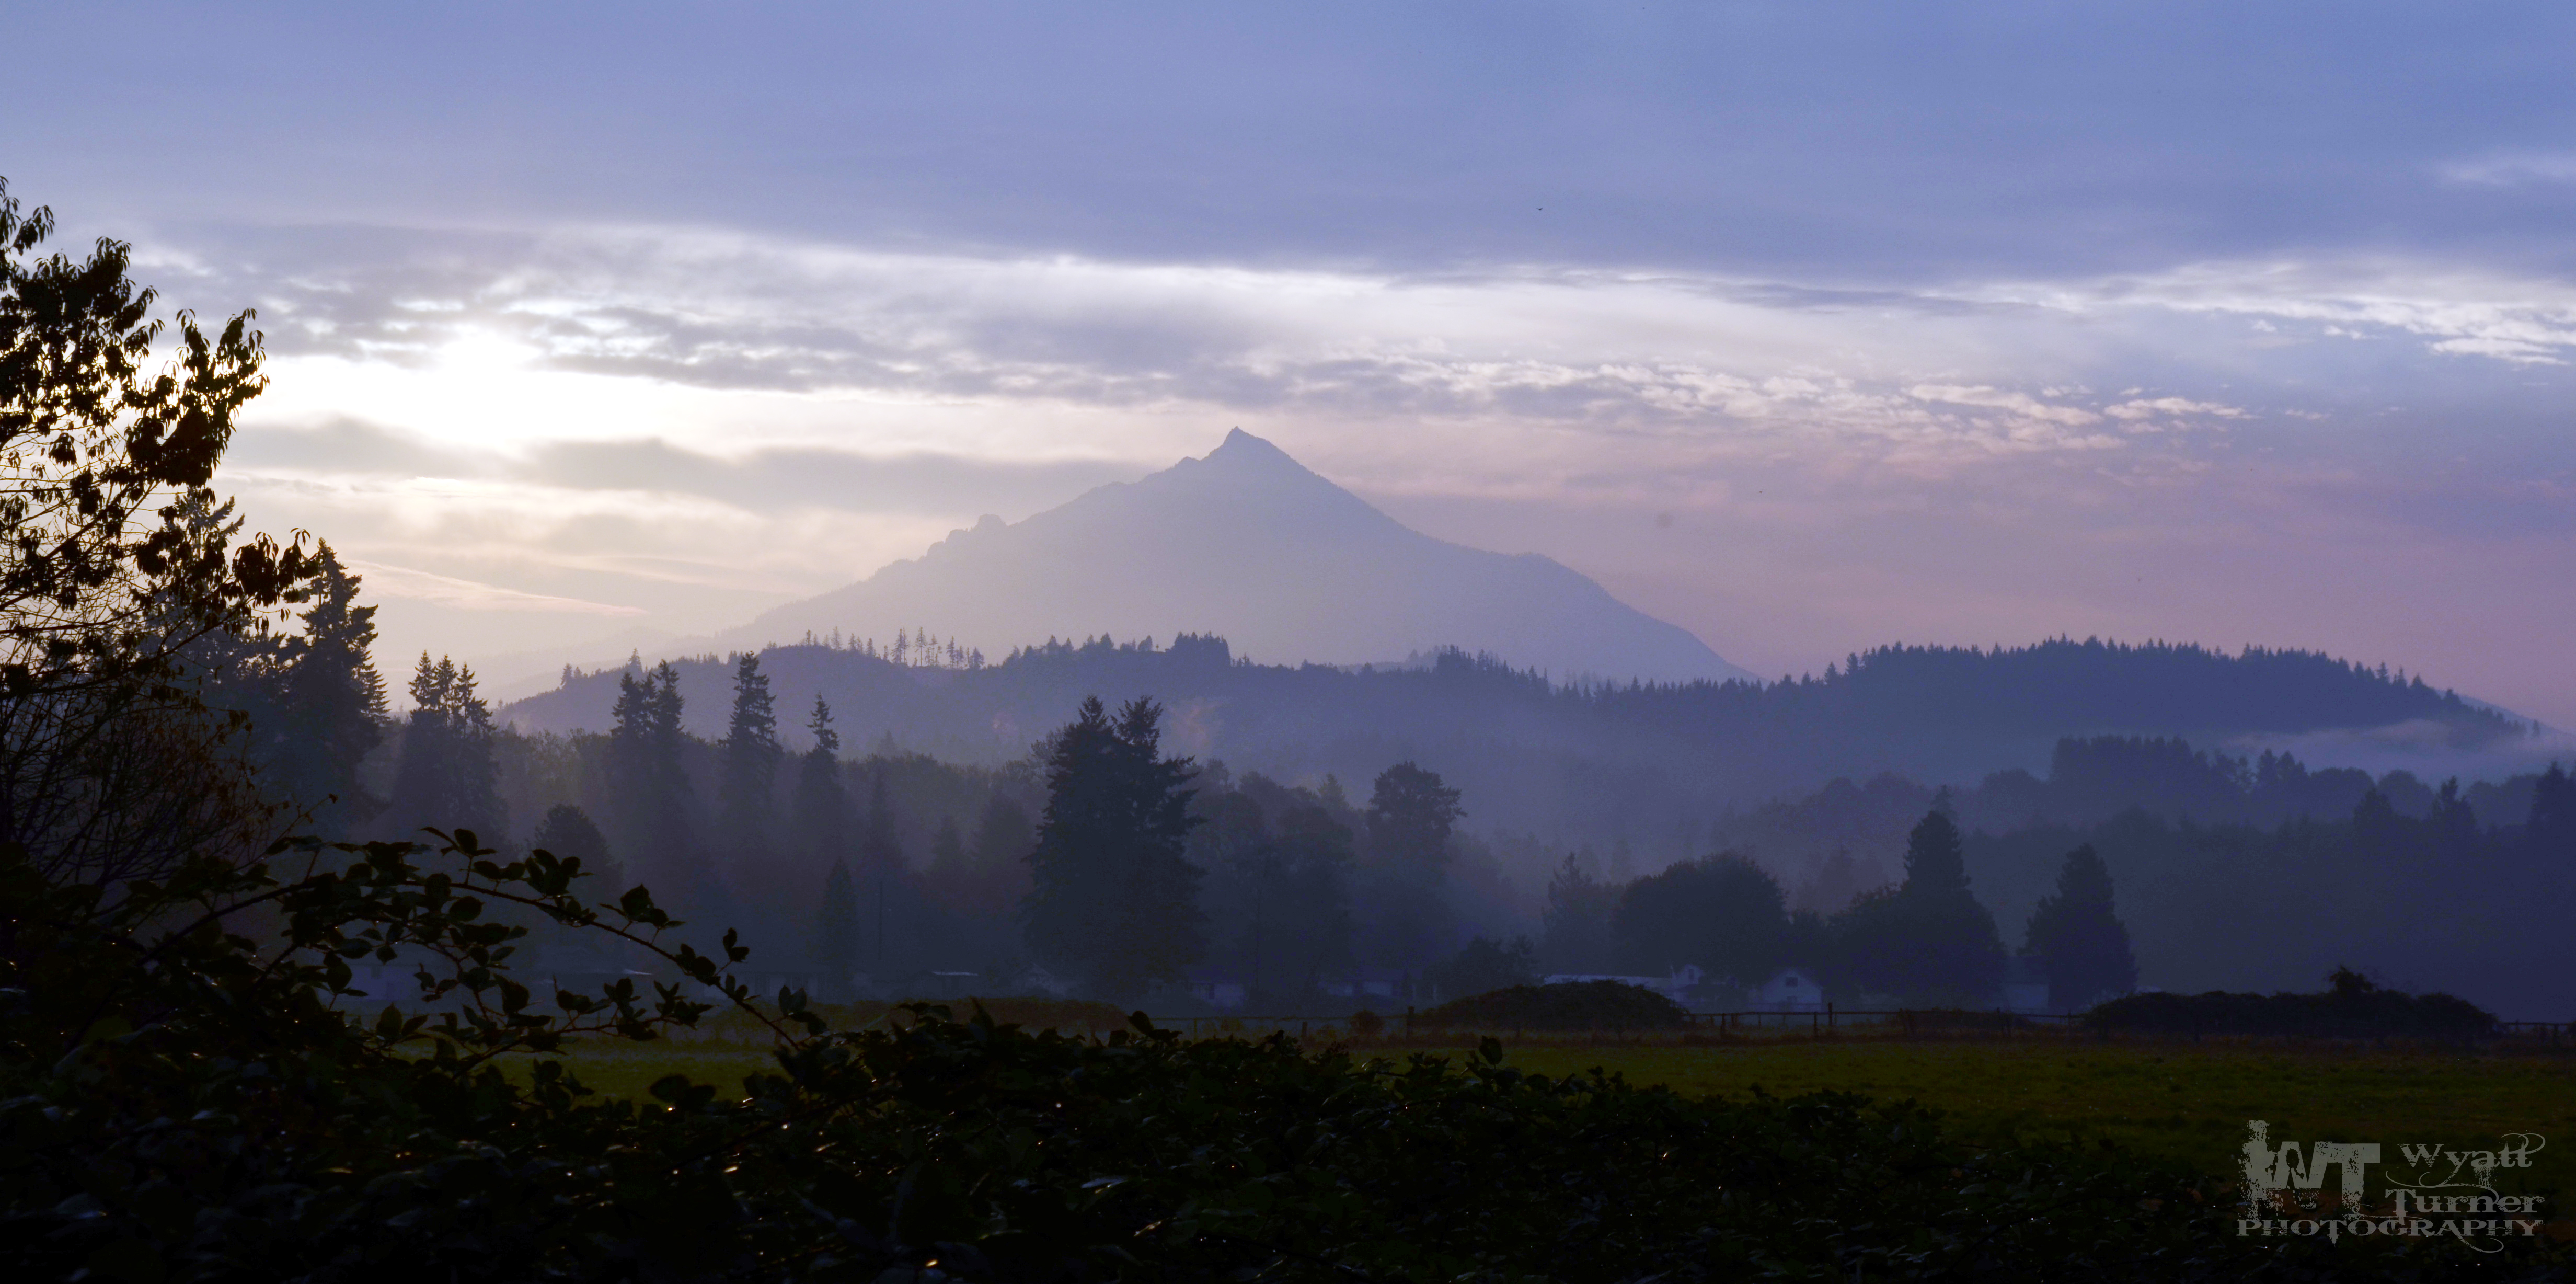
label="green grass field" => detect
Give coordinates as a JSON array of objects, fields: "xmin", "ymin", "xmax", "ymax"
[
  {"xmin": 536, "ymin": 1028, "xmax": 2576, "ymax": 1211},
  {"xmin": 1500, "ymin": 1039, "xmax": 2575, "ymax": 1198}
]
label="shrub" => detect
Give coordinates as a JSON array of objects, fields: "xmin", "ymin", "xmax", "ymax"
[{"xmin": 2086, "ymin": 967, "xmax": 2498, "ymax": 1040}]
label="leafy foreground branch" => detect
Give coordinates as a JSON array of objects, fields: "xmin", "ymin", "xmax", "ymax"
[{"xmin": 2, "ymin": 838, "xmax": 2561, "ymax": 1283}]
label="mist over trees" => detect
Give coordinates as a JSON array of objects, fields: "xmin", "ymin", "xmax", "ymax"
[
  {"xmin": 500, "ymin": 634, "xmax": 2535, "ymax": 852},
  {"xmin": 8, "ymin": 172, "xmax": 2568, "ymax": 1026}
]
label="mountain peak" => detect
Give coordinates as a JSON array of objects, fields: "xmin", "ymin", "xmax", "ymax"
[
  {"xmin": 1214, "ymin": 426, "xmax": 1278, "ymax": 454},
  {"xmin": 1195, "ymin": 427, "xmax": 1311, "ymax": 476},
  {"xmin": 734, "ymin": 429, "xmax": 1754, "ymax": 683}
]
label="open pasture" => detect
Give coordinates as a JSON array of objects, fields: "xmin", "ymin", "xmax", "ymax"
[{"xmin": 538, "ymin": 1015, "xmax": 2575, "ymax": 1207}]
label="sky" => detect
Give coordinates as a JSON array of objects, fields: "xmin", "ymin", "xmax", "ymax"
[{"xmin": 12, "ymin": 3, "xmax": 2575, "ymax": 724}]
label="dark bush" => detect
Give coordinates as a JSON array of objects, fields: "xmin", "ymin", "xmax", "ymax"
[
  {"xmin": 1416, "ymin": 979, "xmax": 1691, "ymax": 1031},
  {"xmin": 1348, "ymin": 1008, "xmax": 1385, "ymax": 1036},
  {"xmin": 2086, "ymin": 967, "xmax": 2498, "ymax": 1040}
]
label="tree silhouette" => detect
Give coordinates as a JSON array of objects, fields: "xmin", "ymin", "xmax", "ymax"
[
  {"xmin": 2020, "ymin": 844, "xmax": 2137, "ymax": 1010},
  {"xmin": 607, "ymin": 660, "xmax": 696, "ymax": 896},
  {"xmin": 718, "ymin": 652, "xmax": 780, "ymax": 843},
  {"xmin": 256, "ymin": 543, "xmax": 386, "ymax": 835},
  {"xmin": 2529, "ymin": 763, "xmax": 2575, "ymax": 862},
  {"xmin": 1836, "ymin": 798, "xmax": 2006, "ymax": 1004},
  {"xmin": 814, "ymin": 858, "xmax": 861, "ymax": 986},
  {"xmin": 1365, "ymin": 762, "xmax": 1463, "ymax": 873},
  {"xmin": 789, "ymin": 696, "xmax": 851, "ymax": 870},
  {"xmin": 1613, "ymin": 852, "xmax": 1786, "ymax": 983},
  {"xmin": 387, "ymin": 654, "xmax": 503, "ymax": 842},
  {"xmin": 1360, "ymin": 762, "xmax": 1463, "ymax": 968},
  {"xmin": 1539, "ymin": 852, "xmax": 1619, "ymax": 974},
  {"xmin": 530, "ymin": 804, "xmax": 617, "ymax": 890},
  {"xmin": 1021, "ymin": 696, "xmax": 1206, "ymax": 1000}
]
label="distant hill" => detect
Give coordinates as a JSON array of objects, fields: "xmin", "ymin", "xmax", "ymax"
[
  {"xmin": 500, "ymin": 634, "xmax": 2528, "ymax": 847},
  {"xmin": 725, "ymin": 429, "xmax": 1755, "ymax": 685}
]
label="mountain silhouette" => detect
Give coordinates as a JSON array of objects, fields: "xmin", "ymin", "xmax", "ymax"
[{"xmin": 730, "ymin": 429, "xmax": 1754, "ymax": 683}]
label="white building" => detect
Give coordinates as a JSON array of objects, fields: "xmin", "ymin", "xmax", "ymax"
[{"xmin": 1752, "ymin": 966, "xmax": 1825, "ymax": 1012}]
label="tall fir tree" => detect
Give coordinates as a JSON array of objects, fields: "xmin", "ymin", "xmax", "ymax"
[
  {"xmin": 814, "ymin": 858, "xmax": 862, "ymax": 985},
  {"xmin": 1021, "ymin": 696, "xmax": 1206, "ymax": 999},
  {"xmin": 924, "ymin": 813, "xmax": 968, "ymax": 887},
  {"xmin": 606, "ymin": 659, "xmax": 697, "ymax": 896},
  {"xmin": 260, "ymin": 543, "xmax": 387, "ymax": 835},
  {"xmin": 856, "ymin": 765, "xmax": 903, "ymax": 879},
  {"xmin": 1359, "ymin": 761, "xmax": 1463, "ymax": 968},
  {"xmin": 718, "ymin": 652, "xmax": 780, "ymax": 845},
  {"xmin": 940, "ymin": 793, "xmax": 1032, "ymax": 916},
  {"xmin": 849, "ymin": 765, "xmax": 912, "ymax": 971},
  {"xmin": 789, "ymin": 696, "xmax": 851, "ymax": 869},
  {"xmin": 1835, "ymin": 795, "xmax": 2006, "ymax": 1003},
  {"xmin": 1538, "ymin": 851, "xmax": 1619, "ymax": 974},
  {"xmin": 2529, "ymin": 762, "xmax": 2576, "ymax": 862},
  {"xmin": 530, "ymin": 804, "xmax": 619, "ymax": 892},
  {"xmin": 385, "ymin": 653, "xmax": 503, "ymax": 843},
  {"xmin": 2020, "ymin": 844, "xmax": 2138, "ymax": 1011}
]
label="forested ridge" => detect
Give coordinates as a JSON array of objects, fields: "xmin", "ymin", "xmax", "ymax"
[{"xmin": 498, "ymin": 633, "xmax": 2531, "ymax": 847}]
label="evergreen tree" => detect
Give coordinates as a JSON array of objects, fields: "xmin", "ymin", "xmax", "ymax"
[
  {"xmin": 857, "ymin": 765, "xmax": 903, "ymax": 879},
  {"xmin": 1021, "ymin": 696, "xmax": 1206, "ymax": 999},
  {"xmin": 719, "ymin": 652, "xmax": 780, "ymax": 844},
  {"xmin": 385, "ymin": 653, "xmax": 503, "ymax": 842},
  {"xmin": 2529, "ymin": 762, "xmax": 2576, "ymax": 861},
  {"xmin": 1901, "ymin": 794, "xmax": 1973, "ymax": 897},
  {"xmin": 944, "ymin": 793, "xmax": 1033, "ymax": 916},
  {"xmin": 814, "ymin": 858, "xmax": 861, "ymax": 984},
  {"xmin": 1538, "ymin": 852, "xmax": 1619, "ymax": 974},
  {"xmin": 2020, "ymin": 844, "xmax": 2137, "ymax": 1011},
  {"xmin": 927, "ymin": 813, "xmax": 966, "ymax": 873},
  {"xmin": 530, "ymin": 804, "xmax": 619, "ymax": 892},
  {"xmin": 1365, "ymin": 762, "xmax": 1462, "ymax": 872},
  {"xmin": 1836, "ymin": 801, "xmax": 2006, "ymax": 1003},
  {"xmin": 1188, "ymin": 770, "xmax": 1361, "ymax": 1004},
  {"xmin": 848, "ymin": 765, "xmax": 915, "ymax": 972},
  {"xmin": 1360, "ymin": 762, "xmax": 1463, "ymax": 968},
  {"xmin": 261, "ymin": 543, "xmax": 387, "ymax": 834},
  {"xmin": 606, "ymin": 660, "xmax": 695, "ymax": 893},
  {"xmin": 789, "ymin": 696, "xmax": 850, "ymax": 869}
]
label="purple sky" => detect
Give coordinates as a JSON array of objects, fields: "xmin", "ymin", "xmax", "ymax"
[{"xmin": 13, "ymin": 3, "xmax": 2574, "ymax": 725}]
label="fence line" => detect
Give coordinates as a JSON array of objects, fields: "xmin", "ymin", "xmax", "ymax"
[
  {"xmin": 1149, "ymin": 1010, "xmax": 2576, "ymax": 1041},
  {"xmin": 1149, "ymin": 1006, "xmax": 2092, "ymax": 1040}
]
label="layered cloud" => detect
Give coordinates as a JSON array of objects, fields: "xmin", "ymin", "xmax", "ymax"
[
  {"xmin": 192, "ymin": 223, "xmax": 2576, "ymax": 462},
  {"xmin": 166, "ymin": 219, "xmax": 2576, "ymax": 731}
]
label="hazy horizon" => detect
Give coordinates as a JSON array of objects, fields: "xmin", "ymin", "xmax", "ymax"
[{"xmin": 14, "ymin": 3, "xmax": 2575, "ymax": 725}]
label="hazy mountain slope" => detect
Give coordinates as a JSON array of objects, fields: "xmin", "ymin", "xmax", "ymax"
[{"xmin": 728, "ymin": 429, "xmax": 1754, "ymax": 684}]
